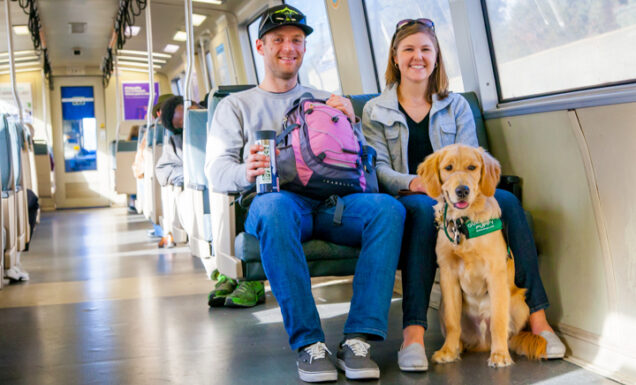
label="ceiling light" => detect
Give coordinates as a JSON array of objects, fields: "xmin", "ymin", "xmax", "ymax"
[
  {"xmin": 163, "ymin": 44, "xmax": 180, "ymax": 53},
  {"xmin": 13, "ymin": 25, "xmax": 30, "ymax": 35},
  {"xmin": 117, "ymin": 61, "xmax": 161, "ymax": 69},
  {"xmin": 118, "ymin": 67, "xmax": 157, "ymax": 73},
  {"xmin": 173, "ymin": 31, "xmax": 187, "ymax": 41},
  {"xmin": 0, "ymin": 67, "xmax": 42, "ymax": 75},
  {"xmin": 193, "ymin": 14, "xmax": 207, "ymax": 26},
  {"xmin": 0, "ymin": 50, "xmax": 38, "ymax": 58},
  {"xmin": 116, "ymin": 55, "xmax": 166, "ymax": 64},
  {"xmin": 116, "ymin": 49, "xmax": 171, "ymax": 58},
  {"xmin": 193, "ymin": 0, "xmax": 223, "ymax": 4},
  {"xmin": 126, "ymin": 26, "xmax": 141, "ymax": 36},
  {"xmin": 0, "ymin": 55, "xmax": 39, "ymax": 64},
  {"xmin": 0, "ymin": 61, "xmax": 42, "ymax": 70}
]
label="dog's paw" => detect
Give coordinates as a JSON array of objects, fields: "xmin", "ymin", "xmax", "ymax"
[
  {"xmin": 432, "ymin": 346, "xmax": 461, "ymax": 364},
  {"xmin": 488, "ymin": 351, "xmax": 514, "ymax": 368}
]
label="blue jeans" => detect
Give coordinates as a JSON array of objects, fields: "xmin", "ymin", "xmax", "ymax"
[
  {"xmin": 399, "ymin": 189, "xmax": 550, "ymax": 330},
  {"xmin": 246, "ymin": 191, "xmax": 405, "ymax": 350}
]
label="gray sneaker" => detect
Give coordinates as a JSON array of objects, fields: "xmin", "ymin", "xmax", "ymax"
[
  {"xmin": 297, "ymin": 342, "xmax": 338, "ymax": 383},
  {"xmin": 336, "ymin": 338, "xmax": 380, "ymax": 379}
]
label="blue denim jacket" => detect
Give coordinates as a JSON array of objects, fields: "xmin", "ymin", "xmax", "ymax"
[{"xmin": 362, "ymin": 84, "xmax": 478, "ymax": 195}]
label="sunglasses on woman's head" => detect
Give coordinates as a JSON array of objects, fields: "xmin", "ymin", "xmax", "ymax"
[{"xmin": 395, "ymin": 18, "xmax": 435, "ymax": 32}]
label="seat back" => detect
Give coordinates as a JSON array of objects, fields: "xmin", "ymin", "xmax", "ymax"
[
  {"xmin": 8, "ymin": 120, "xmax": 24, "ymax": 191},
  {"xmin": 184, "ymin": 110, "xmax": 209, "ymax": 191},
  {"xmin": 0, "ymin": 115, "xmax": 13, "ymax": 197},
  {"xmin": 114, "ymin": 140, "xmax": 138, "ymax": 195}
]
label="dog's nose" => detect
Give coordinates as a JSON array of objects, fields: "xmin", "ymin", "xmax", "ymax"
[{"xmin": 456, "ymin": 185, "xmax": 470, "ymax": 199}]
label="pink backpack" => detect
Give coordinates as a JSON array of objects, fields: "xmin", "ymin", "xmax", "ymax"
[{"xmin": 276, "ymin": 93, "xmax": 379, "ymax": 201}]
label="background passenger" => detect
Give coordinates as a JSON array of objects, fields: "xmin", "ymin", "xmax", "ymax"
[
  {"xmin": 205, "ymin": 5, "xmax": 405, "ymax": 382},
  {"xmin": 362, "ymin": 18, "xmax": 566, "ymax": 372}
]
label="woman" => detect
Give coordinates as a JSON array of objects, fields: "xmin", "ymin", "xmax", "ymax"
[{"xmin": 362, "ymin": 19, "xmax": 565, "ymax": 371}]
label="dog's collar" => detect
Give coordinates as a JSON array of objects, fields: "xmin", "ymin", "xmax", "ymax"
[{"xmin": 440, "ymin": 202, "xmax": 503, "ymax": 245}]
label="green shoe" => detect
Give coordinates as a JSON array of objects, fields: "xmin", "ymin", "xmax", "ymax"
[
  {"xmin": 207, "ymin": 274, "xmax": 237, "ymax": 307},
  {"xmin": 224, "ymin": 281, "xmax": 266, "ymax": 308}
]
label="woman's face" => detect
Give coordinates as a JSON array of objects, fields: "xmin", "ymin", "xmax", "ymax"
[{"xmin": 394, "ymin": 32, "xmax": 437, "ymax": 85}]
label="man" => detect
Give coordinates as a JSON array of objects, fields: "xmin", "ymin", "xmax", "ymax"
[{"xmin": 205, "ymin": 5, "xmax": 405, "ymax": 382}]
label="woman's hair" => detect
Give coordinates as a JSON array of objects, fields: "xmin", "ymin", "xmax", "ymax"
[
  {"xmin": 127, "ymin": 125, "xmax": 140, "ymax": 141},
  {"xmin": 385, "ymin": 22, "xmax": 449, "ymax": 102},
  {"xmin": 160, "ymin": 95, "xmax": 184, "ymax": 132}
]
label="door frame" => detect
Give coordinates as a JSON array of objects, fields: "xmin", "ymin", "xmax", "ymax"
[{"xmin": 50, "ymin": 76, "xmax": 110, "ymax": 208}]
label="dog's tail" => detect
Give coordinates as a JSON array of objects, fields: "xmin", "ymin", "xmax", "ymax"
[{"xmin": 509, "ymin": 331, "xmax": 547, "ymax": 360}]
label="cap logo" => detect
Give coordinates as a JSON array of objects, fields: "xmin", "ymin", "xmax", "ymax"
[{"xmin": 273, "ymin": 6, "xmax": 300, "ymax": 22}]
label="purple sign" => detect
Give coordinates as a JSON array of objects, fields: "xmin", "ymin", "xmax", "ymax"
[{"xmin": 123, "ymin": 82, "xmax": 159, "ymax": 120}]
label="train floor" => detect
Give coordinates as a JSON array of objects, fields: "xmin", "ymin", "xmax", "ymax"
[{"xmin": 0, "ymin": 207, "xmax": 619, "ymax": 384}]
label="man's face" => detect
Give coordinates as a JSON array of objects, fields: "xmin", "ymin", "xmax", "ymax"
[
  {"xmin": 256, "ymin": 25, "xmax": 306, "ymax": 81},
  {"xmin": 172, "ymin": 104, "xmax": 184, "ymax": 130}
]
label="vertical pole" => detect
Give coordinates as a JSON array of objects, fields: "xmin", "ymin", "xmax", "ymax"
[
  {"xmin": 4, "ymin": 0, "xmax": 23, "ymax": 124},
  {"xmin": 145, "ymin": 0, "xmax": 155, "ymax": 130},
  {"xmin": 199, "ymin": 38, "xmax": 210, "ymax": 94},
  {"xmin": 115, "ymin": 55, "xmax": 122, "ymax": 137},
  {"xmin": 183, "ymin": 0, "xmax": 194, "ymax": 110}
]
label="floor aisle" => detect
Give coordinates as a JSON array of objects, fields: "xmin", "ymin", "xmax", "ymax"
[{"xmin": 0, "ymin": 208, "xmax": 618, "ymax": 384}]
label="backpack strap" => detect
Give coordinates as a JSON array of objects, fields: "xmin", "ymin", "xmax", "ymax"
[{"xmin": 322, "ymin": 195, "xmax": 345, "ymax": 225}]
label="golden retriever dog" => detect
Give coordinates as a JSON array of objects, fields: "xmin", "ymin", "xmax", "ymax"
[{"xmin": 417, "ymin": 144, "xmax": 546, "ymax": 367}]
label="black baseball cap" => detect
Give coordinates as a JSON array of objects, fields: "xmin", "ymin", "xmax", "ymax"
[{"xmin": 257, "ymin": 4, "xmax": 313, "ymax": 39}]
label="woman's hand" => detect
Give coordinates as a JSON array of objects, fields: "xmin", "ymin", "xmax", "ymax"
[
  {"xmin": 409, "ymin": 176, "xmax": 427, "ymax": 193},
  {"xmin": 326, "ymin": 94, "xmax": 356, "ymax": 122}
]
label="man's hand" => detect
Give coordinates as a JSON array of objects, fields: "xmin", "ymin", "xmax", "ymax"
[
  {"xmin": 246, "ymin": 144, "xmax": 269, "ymax": 183},
  {"xmin": 326, "ymin": 94, "xmax": 356, "ymax": 122},
  {"xmin": 246, "ymin": 143, "xmax": 280, "ymax": 184},
  {"xmin": 409, "ymin": 176, "xmax": 427, "ymax": 193}
]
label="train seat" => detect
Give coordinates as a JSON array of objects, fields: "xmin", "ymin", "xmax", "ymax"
[
  {"xmin": 8, "ymin": 121, "xmax": 28, "ymax": 252},
  {"xmin": 110, "ymin": 139, "xmax": 138, "ymax": 195},
  {"xmin": 133, "ymin": 125, "xmax": 148, "ymax": 214},
  {"xmin": 213, "ymin": 91, "xmax": 525, "ymax": 281},
  {"xmin": 32, "ymin": 140, "xmax": 55, "ymax": 210},
  {"xmin": 183, "ymin": 108, "xmax": 213, "ymax": 258},
  {"xmin": 1, "ymin": 114, "xmax": 18, "ymax": 273}
]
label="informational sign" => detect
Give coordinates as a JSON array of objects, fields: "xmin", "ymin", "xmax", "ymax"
[
  {"xmin": 122, "ymin": 82, "xmax": 159, "ymax": 120},
  {"xmin": 61, "ymin": 86, "xmax": 95, "ymax": 120},
  {"xmin": 0, "ymin": 83, "xmax": 33, "ymax": 123}
]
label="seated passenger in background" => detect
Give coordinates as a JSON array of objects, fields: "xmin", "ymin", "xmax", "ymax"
[
  {"xmin": 362, "ymin": 18, "xmax": 566, "ymax": 372},
  {"xmin": 127, "ymin": 124, "xmax": 140, "ymax": 141},
  {"xmin": 205, "ymin": 5, "xmax": 405, "ymax": 382},
  {"xmin": 133, "ymin": 94, "xmax": 174, "ymax": 240}
]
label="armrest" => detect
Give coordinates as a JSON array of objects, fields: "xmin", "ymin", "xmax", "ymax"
[
  {"xmin": 210, "ymin": 191, "xmax": 245, "ymax": 279},
  {"xmin": 499, "ymin": 175, "xmax": 522, "ymax": 202}
]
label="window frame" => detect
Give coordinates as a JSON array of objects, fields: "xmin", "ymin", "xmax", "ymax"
[
  {"xmin": 246, "ymin": 12, "xmax": 264, "ymax": 83},
  {"xmin": 480, "ymin": 0, "xmax": 636, "ymax": 104},
  {"xmin": 360, "ymin": 0, "xmax": 383, "ymax": 92}
]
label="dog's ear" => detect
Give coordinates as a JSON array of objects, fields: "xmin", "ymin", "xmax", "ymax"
[
  {"xmin": 417, "ymin": 151, "xmax": 442, "ymax": 198},
  {"xmin": 479, "ymin": 147, "xmax": 501, "ymax": 197}
]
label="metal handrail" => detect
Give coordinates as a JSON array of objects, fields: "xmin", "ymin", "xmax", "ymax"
[
  {"xmin": 145, "ymin": 0, "xmax": 155, "ymax": 130},
  {"xmin": 4, "ymin": 0, "xmax": 23, "ymax": 124}
]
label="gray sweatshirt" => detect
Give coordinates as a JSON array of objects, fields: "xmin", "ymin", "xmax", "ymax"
[
  {"xmin": 205, "ymin": 84, "xmax": 331, "ymax": 193},
  {"xmin": 155, "ymin": 133, "xmax": 184, "ymax": 187}
]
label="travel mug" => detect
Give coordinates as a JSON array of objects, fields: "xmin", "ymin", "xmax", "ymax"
[{"xmin": 254, "ymin": 130, "xmax": 278, "ymax": 194}]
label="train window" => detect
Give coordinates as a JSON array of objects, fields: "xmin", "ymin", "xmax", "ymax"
[
  {"xmin": 483, "ymin": 0, "xmax": 636, "ymax": 101},
  {"xmin": 247, "ymin": 16, "xmax": 265, "ymax": 83},
  {"xmin": 61, "ymin": 86, "xmax": 97, "ymax": 172},
  {"xmin": 363, "ymin": 0, "xmax": 464, "ymax": 92},
  {"xmin": 205, "ymin": 51, "xmax": 215, "ymax": 88},
  {"xmin": 286, "ymin": 0, "xmax": 342, "ymax": 94},
  {"xmin": 171, "ymin": 77, "xmax": 182, "ymax": 96}
]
